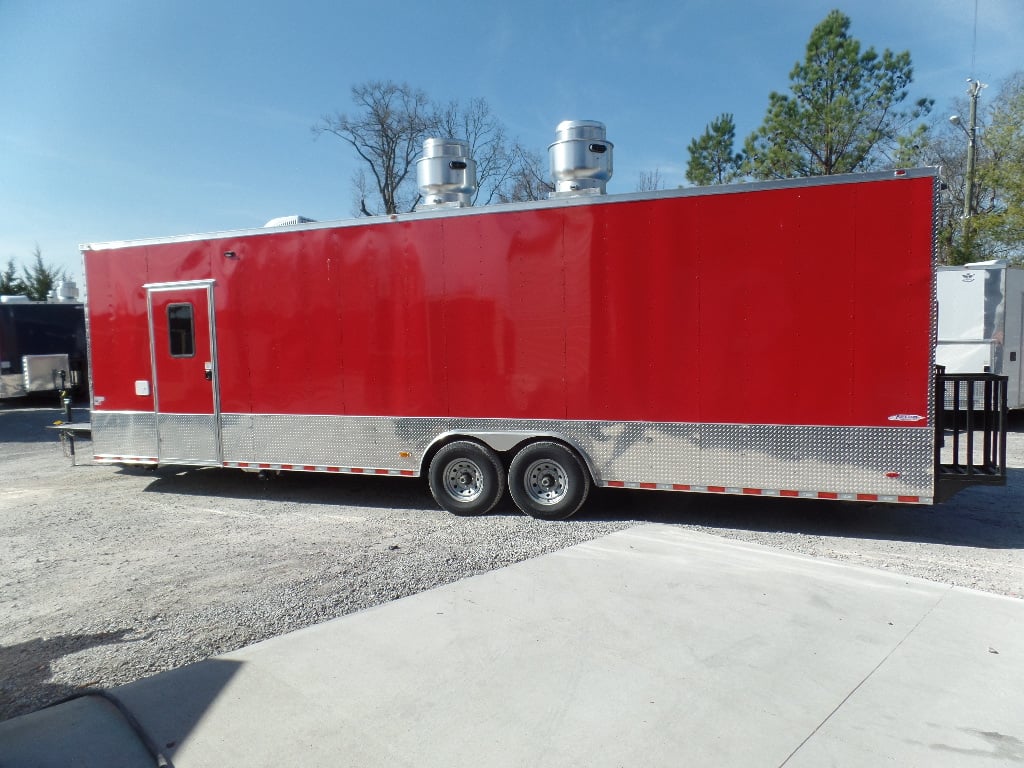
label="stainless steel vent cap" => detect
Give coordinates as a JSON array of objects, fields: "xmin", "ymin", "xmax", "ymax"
[
  {"xmin": 417, "ymin": 138, "xmax": 477, "ymax": 207},
  {"xmin": 548, "ymin": 120, "xmax": 613, "ymax": 195}
]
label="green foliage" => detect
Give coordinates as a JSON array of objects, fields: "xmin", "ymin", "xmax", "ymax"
[
  {"xmin": 0, "ymin": 258, "xmax": 27, "ymax": 296},
  {"xmin": 972, "ymin": 73, "xmax": 1024, "ymax": 264},
  {"xmin": 914, "ymin": 74, "xmax": 1024, "ymax": 265},
  {"xmin": 743, "ymin": 10, "xmax": 932, "ymax": 179},
  {"xmin": 5, "ymin": 246, "xmax": 67, "ymax": 301},
  {"xmin": 686, "ymin": 113, "xmax": 742, "ymax": 186}
]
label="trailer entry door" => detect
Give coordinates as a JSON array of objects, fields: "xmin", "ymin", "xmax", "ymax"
[{"xmin": 146, "ymin": 280, "xmax": 221, "ymax": 464}]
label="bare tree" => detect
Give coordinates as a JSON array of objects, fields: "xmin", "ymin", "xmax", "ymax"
[
  {"xmin": 318, "ymin": 81, "xmax": 556, "ymax": 213},
  {"xmin": 314, "ymin": 81, "xmax": 433, "ymax": 215},
  {"xmin": 435, "ymin": 97, "xmax": 514, "ymax": 206},
  {"xmin": 497, "ymin": 144, "xmax": 554, "ymax": 203},
  {"xmin": 636, "ymin": 169, "xmax": 665, "ymax": 192}
]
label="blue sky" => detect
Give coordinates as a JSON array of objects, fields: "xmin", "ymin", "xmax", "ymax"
[{"xmin": 1, "ymin": 0, "xmax": 1021, "ymax": 285}]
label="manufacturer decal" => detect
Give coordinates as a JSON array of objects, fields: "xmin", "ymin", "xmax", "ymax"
[
  {"xmin": 887, "ymin": 414, "xmax": 924, "ymax": 422},
  {"xmin": 961, "ymin": 272, "xmax": 976, "ymax": 283}
]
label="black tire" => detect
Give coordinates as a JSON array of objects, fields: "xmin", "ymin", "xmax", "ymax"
[
  {"xmin": 428, "ymin": 441, "xmax": 505, "ymax": 516},
  {"xmin": 508, "ymin": 441, "xmax": 590, "ymax": 520}
]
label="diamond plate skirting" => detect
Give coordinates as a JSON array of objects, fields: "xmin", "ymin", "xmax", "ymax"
[
  {"xmin": 92, "ymin": 411, "xmax": 157, "ymax": 459},
  {"xmin": 92, "ymin": 411, "xmax": 936, "ymax": 499}
]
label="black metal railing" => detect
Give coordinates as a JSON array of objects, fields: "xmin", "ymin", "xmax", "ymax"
[{"xmin": 934, "ymin": 368, "xmax": 1008, "ymax": 500}]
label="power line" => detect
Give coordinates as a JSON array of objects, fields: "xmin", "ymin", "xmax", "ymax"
[{"xmin": 971, "ymin": 0, "xmax": 979, "ymax": 77}]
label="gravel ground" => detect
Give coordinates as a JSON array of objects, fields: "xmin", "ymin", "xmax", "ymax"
[{"xmin": 1, "ymin": 401, "xmax": 1022, "ymax": 722}]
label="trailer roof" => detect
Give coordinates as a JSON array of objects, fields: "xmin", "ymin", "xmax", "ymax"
[{"xmin": 81, "ymin": 167, "xmax": 939, "ymax": 252}]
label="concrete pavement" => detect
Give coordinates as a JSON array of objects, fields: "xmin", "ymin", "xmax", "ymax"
[{"xmin": 2, "ymin": 524, "xmax": 1022, "ymax": 766}]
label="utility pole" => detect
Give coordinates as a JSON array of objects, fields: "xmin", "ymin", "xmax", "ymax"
[
  {"xmin": 963, "ymin": 79, "xmax": 982, "ymax": 219},
  {"xmin": 949, "ymin": 79, "xmax": 986, "ymax": 261}
]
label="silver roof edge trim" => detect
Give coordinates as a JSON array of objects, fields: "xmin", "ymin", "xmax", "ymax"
[{"xmin": 82, "ymin": 167, "xmax": 940, "ymax": 252}]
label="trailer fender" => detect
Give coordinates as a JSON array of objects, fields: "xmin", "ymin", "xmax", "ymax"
[{"xmin": 422, "ymin": 430, "xmax": 599, "ymax": 481}]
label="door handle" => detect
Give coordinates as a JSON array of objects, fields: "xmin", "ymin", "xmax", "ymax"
[{"xmin": 204, "ymin": 362, "xmax": 213, "ymax": 381}]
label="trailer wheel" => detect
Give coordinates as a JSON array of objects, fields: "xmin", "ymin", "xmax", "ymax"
[
  {"xmin": 508, "ymin": 442, "xmax": 590, "ymax": 520},
  {"xmin": 428, "ymin": 441, "xmax": 505, "ymax": 516}
]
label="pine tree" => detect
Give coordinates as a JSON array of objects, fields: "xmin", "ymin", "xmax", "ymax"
[
  {"xmin": 20, "ymin": 246, "xmax": 67, "ymax": 301},
  {"xmin": 743, "ymin": 10, "xmax": 932, "ymax": 179},
  {"xmin": 686, "ymin": 114, "xmax": 742, "ymax": 186}
]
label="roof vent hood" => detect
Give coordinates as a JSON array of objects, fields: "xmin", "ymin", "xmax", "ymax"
[
  {"xmin": 416, "ymin": 138, "xmax": 477, "ymax": 208},
  {"xmin": 549, "ymin": 120, "xmax": 613, "ymax": 196}
]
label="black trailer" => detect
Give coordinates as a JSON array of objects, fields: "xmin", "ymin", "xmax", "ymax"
[{"xmin": 0, "ymin": 302, "xmax": 87, "ymax": 399}]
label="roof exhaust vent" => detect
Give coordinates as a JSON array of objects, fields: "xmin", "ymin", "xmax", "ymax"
[
  {"xmin": 416, "ymin": 138, "xmax": 477, "ymax": 208},
  {"xmin": 263, "ymin": 215, "xmax": 317, "ymax": 227},
  {"xmin": 549, "ymin": 120, "xmax": 613, "ymax": 197},
  {"xmin": 48, "ymin": 280, "xmax": 80, "ymax": 303}
]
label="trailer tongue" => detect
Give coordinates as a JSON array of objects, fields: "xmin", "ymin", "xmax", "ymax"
[{"xmin": 81, "ymin": 135, "xmax": 1006, "ymax": 518}]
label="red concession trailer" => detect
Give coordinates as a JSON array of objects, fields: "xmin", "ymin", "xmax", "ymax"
[{"xmin": 81, "ymin": 168, "xmax": 1007, "ymax": 519}]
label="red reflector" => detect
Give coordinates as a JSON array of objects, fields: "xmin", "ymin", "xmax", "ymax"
[
  {"xmin": 885, "ymin": 472, "xmax": 901, "ymax": 479},
  {"xmin": 893, "ymin": 169, "xmax": 907, "ymax": 177}
]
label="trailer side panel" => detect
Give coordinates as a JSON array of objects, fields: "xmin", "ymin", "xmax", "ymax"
[{"xmin": 85, "ymin": 172, "xmax": 939, "ymax": 502}]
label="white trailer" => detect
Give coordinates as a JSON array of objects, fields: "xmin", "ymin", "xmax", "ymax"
[{"xmin": 937, "ymin": 260, "xmax": 1024, "ymax": 409}]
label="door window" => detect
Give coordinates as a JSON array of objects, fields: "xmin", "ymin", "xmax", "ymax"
[{"xmin": 167, "ymin": 303, "xmax": 195, "ymax": 357}]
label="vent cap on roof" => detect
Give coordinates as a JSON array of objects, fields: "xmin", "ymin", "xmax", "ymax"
[
  {"xmin": 548, "ymin": 120, "xmax": 613, "ymax": 196},
  {"xmin": 263, "ymin": 215, "xmax": 316, "ymax": 227},
  {"xmin": 416, "ymin": 138, "xmax": 477, "ymax": 208},
  {"xmin": 47, "ymin": 280, "xmax": 79, "ymax": 303}
]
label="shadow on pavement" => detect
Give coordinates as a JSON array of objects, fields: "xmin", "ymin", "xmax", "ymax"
[
  {"xmin": 132, "ymin": 459, "xmax": 1024, "ymax": 550},
  {"xmin": 583, "ymin": 467, "xmax": 1024, "ymax": 550},
  {"xmin": 0, "ymin": 657, "xmax": 242, "ymax": 766},
  {"xmin": 101, "ymin": 408, "xmax": 1024, "ymax": 549},
  {"xmin": 0, "ymin": 403, "xmax": 90, "ymax": 445},
  {"xmin": 0, "ymin": 630, "xmax": 133, "ymax": 721},
  {"xmin": 135, "ymin": 464, "xmax": 436, "ymax": 512}
]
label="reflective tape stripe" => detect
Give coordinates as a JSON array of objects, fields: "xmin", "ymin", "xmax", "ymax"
[
  {"xmin": 94, "ymin": 456, "xmax": 157, "ymax": 464},
  {"xmin": 600, "ymin": 480, "xmax": 926, "ymax": 504},
  {"xmin": 223, "ymin": 461, "xmax": 414, "ymax": 477}
]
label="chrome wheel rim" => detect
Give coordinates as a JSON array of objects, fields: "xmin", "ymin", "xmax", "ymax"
[
  {"xmin": 523, "ymin": 459, "xmax": 569, "ymax": 505},
  {"xmin": 442, "ymin": 458, "xmax": 485, "ymax": 502}
]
